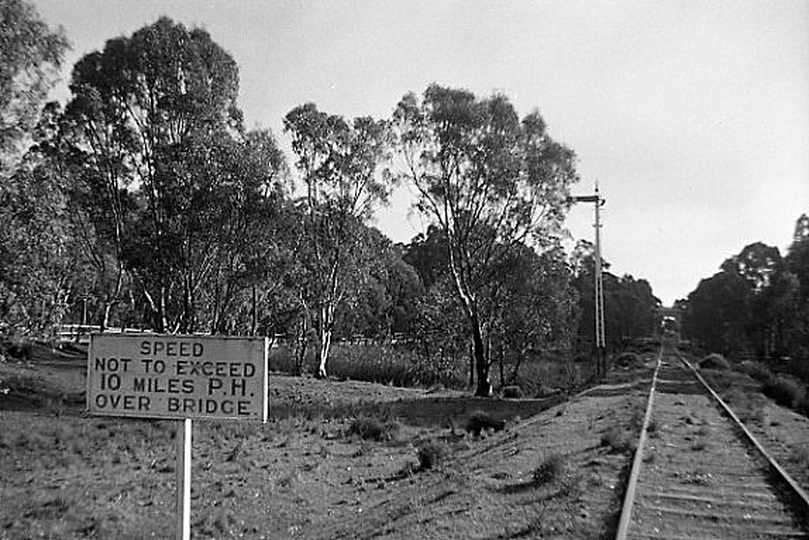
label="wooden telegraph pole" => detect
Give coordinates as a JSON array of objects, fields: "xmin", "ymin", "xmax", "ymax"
[{"xmin": 569, "ymin": 185, "xmax": 607, "ymax": 378}]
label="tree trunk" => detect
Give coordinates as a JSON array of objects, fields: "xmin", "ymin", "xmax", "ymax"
[
  {"xmin": 468, "ymin": 342, "xmax": 475, "ymax": 388},
  {"xmin": 250, "ymin": 285, "xmax": 257, "ymax": 336},
  {"xmin": 317, "ymin": 303, "xmax": 334, "ymax": 378},
  {"xmin": 158, "ymin": 286, "xmax": 169, "ymax": 333},
  {"xmin": 318, "ymin": 328, "xmax": 332, "ymax": 379},
  {"xmin": 472, "ymin": 314, "xmax": 491, "ymax": 397},
  {"xmin": 293, "ymin": 312, "xmax": 308, "ymax": 375},
  {"xmin": 100, "ymin": 302, "xmax": 112, "ymax": 333},
  {"xmin": 498, "ymin": 344, "xmax": 505, "ymax": 388}
]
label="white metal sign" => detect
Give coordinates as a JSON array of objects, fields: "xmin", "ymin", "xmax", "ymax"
[{"xmin": 87, "ymin": 334, "xmax": 268, "ymax": 422}]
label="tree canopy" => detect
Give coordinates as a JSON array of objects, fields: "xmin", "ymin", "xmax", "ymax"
[
  {"xmin": 393, "ymin": 84, "xmax": 579, "ymax": 395},
  {"xmin": 0, "ymin": 13, "xmax": 671, "ymax": 396},
  {"xmin": 0, "ymin": 0, "xmax": 68, "ymax": 172},
  {"xmin": 681, "ymin": 217, "xmax": 809, "ymax": 365}
]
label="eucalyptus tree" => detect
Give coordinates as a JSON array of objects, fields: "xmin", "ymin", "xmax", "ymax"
[
  {"xmin": 0, "ymin": 0, "xmax": 68, "ymax": 173},
  {"xmin": 201, "ymin": 128, "xmax": 289, "ymax": 336},
  {"xmin": 64, "ymin": 17, "xmax": 283, "ymax": 333},
  {"xmin": 488, "ymin": 244, "xmax": 579, "ymax": 386},
  {"xmin": 392, "ymin": 84, "xmax": 578, "ymax": 396},
  {"xmin": 0, "ymin": 107, "xmax": 81, "ymax": 336},
  {"xmin": 284, "ymin": 103, "xmax": 393, "ymax": 377}
]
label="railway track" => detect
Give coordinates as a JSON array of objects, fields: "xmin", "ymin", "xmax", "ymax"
[{"xmin": 616, "ymin": 346, "xmax": 809, "ymax": 540}]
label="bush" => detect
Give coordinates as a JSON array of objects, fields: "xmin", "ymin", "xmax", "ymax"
[
  {"xmin": 532, "ymin": 453, "xmax": 566, "ymax": 485},
  {"xmin": 0, "ymin": 339, "xmax": 32, "ymax": 361},
  {"xmin": 800, "ymin": 394, "xmax": 809, "ymax": 419},
  {"xmin": 788, "ymin": 444, "xmax": 809, "ymax": 469},
  {"xmin": 502, "ymin": 385, "xmax": 523, "ymax": 399},
  {"xmin": 465, "ymin": 410, "xmax": 505, "ymax": 436},
  {"xmin": 762, "ymin": 376, "xmax": 805, "ymax": 409},
  {"xmin": 784, "ymin": 357, "xmax": 809, "ymax": 383},
  {"xmin": 699, "ymin": 354, "xmax": 729, "ymax": 371},
  {"xmin": 614, "ymin": 352, "xmax": 642, "ymax": 368},
  {"xmin": 416, "ymin": 439, "xmax": 448, "ymax": 470},
  {"xmin": 601, "ymin": 425, "xmax": 633, "ymax": 453},
  {"xmin": 347, "ymin": 416, "xmax": 399, "ymax": 442},
  {"xmin": 737, "ymin": 361, "xmax": 773, "ymax": 383}
]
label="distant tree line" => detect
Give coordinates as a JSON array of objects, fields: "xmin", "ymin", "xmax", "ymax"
[
  {"xmin": 679, "ymin": 215, "xmax": 809, "ymax": 370},
  {"xmin": 0, "ymin": 7, "xmax": 662, "ymax": 394}
]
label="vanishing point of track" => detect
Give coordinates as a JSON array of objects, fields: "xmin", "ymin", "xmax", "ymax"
[{"xmin": 615, "ymin": 346, "xmax": 809, "ymax": 539}]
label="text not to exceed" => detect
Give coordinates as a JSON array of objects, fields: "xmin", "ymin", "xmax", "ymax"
[{"xmin": 87, "ymin": 335, "xmax": 268, "ymax": 422}]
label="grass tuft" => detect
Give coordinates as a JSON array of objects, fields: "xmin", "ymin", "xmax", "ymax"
[
  {"xmin": 347, "ymin": 416, "xmax": 400, "ymax": 442},
  {"xmin": 601, "ymin": 425, "xmax": 633, "ymax": 453},
  {"xmin": 465, "ymin": 410, "xmax": 505, "ymax": 437},
  {"xmin": 416, "ymin": 439, "xmax": 449, "ymax": 470},
  {"xmin": 762, "ymin": 376, "xmax": 805, "ymax": 409},
  {"xmin": 532, "ymin": 453, "xmax": 567, "ymax": 486}
]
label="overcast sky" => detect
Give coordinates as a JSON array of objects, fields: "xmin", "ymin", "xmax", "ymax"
[{"xmin": 33, "ymin": 0, "xmax": 809, "ymax": 306}]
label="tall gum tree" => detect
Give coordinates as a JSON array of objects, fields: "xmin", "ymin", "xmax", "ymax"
[
  {"xmin": 392, "ymin": 84, "xmax": 578, "ymax": 396},
  {"xmin": 284, "ymin": 103, "xmax": 393, "ymax": 377},
  {"xmin": 0, "ymin": 0, "xmax": 68, "ymax": 173},
  {"xmin": 64, "ymin": 17, "xmax": 262, "ymax": 333}
]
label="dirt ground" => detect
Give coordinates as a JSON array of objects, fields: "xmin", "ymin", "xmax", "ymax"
[
  {"xmin": 0, "ymin": 343, "xmax": 649, "ymax": 539},
  {"xmin": 6, "ymin": 345, "xmax": 805, "ymax": 539}
]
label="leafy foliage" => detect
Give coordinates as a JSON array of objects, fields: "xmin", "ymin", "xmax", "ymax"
[
  {"xmin": 283, "ymin": 103, "xmax": 393, "ymax": 377},
  {"xmin": 393, "ymin": 85, "xmax": 579, "ymax": 395},
  {"xmin": 572, "ymin": 240, "xmax": 660, "ymax": 351},
  {"xmin": 0, "ymin": 13, "xmax": 669, "ymax": 401},
  {"xmin": 0, "ymin": 0, "xmax": 68, "ymax": 171}
]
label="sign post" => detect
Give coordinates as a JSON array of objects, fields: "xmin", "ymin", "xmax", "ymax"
[
  {"xmin": 87, "ymin": 334, "xmax": 268, "ymax": 539},
  {"xmin": 177, "ymin": 417, "xmax": 192, "ymax": 540}
]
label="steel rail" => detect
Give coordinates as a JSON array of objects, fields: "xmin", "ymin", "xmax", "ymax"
[
  {"xmin": 614, "ymin": 348, "xmax": 663, "ymax": 540},
  {"xmin": 674, "ymin": 349, "xmax": 809, "ymax": 514}
]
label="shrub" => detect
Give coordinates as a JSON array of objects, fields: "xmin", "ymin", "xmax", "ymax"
[
  {"xmin": 465, "ymin": 410, "xmax": 505, "ymax": 436},
  {"xmin": 614, "ymin": 352, "xmax": 642, "ymax": 368},
  {"xmin": 800, "ymin": 394, "xmax": 809, "ymax": 419},
  {"xmin": 784, "ymin": 357, "xmax": 809, "ymax": 382},
  {"xmin": 601, "ymin": 425, "xmax": 633, "ymax": 453},
  {"xmin": 737, "ymin": 361, "xmax": 773, "ymax": 383},
  {"xmin": 699, "ymin": 354, "xmax": 729, "ymax": 371},
  {"xmin": 347, "ymin": 416, "xmax": 399, "ymax": 442},
  {"xmin": 416, "ymin": 439, "xmax": 448, "ymax": 470},
  {"xmin": 502, "ymin": 385, "xmax": 523, "ymax": 399},
  {"xmin": 532, "ymin": 453, "xmax": 566, "ymax": 485},
  {"xmin": 762, "ymin": 376, "xmax": 805, "ymax": 409},
  {"xmin": 788, "ymin": 444, "xmax": 809, "ymax": 470},
  {"xmin": 0, "ymin": 339, "xmax": 32, "ymax": 361}
]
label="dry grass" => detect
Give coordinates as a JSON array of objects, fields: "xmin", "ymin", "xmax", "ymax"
[
  {"xmin": 532, "ymin": 452, "xmax": 567, "ymax": 486},
  {"xmin": 601, "ymin": 425, "xmax": 633, "ymax": 453},
  {"xmin": 346, "ymin": 415, "xmax": 401, "ymax": 442},
  {"xmin": 723, "ymin": 388, "xmax": 767, "ymax": 425},
  {"xmin": 788, "ymin": 444, "xmax": 809, "ymax": 472},
  {"xmin": 415, "ymin": 439, "xmax": 449, "ymax": 470}
]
